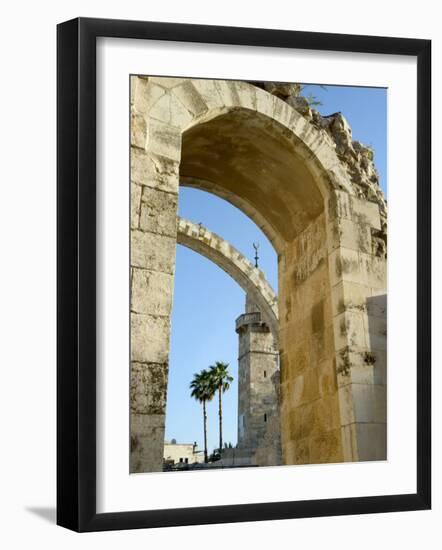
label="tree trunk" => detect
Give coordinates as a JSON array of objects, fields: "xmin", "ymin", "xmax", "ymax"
[
  {"xmin": 203, "ymin": 400, "xmax": 208, "ymax": 463},
  {"xmin": 218, "ymin": 387, "xmax": 223, "ymax": 451}
]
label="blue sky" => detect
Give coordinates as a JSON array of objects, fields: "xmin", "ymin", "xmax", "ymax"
[{"xmin": 165, "ymin": 83, "xmax": 387, "ymax": 454}]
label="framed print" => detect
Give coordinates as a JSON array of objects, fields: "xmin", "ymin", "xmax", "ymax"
[{"xmin": 57, "ymin": 17, "xmax": 431, "ymax": 532}]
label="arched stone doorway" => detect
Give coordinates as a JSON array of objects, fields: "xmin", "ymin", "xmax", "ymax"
[
  {"xmin": 130, "ymin": 76, "xmax": 387, "ymax": 473},
  {"xmin": 176, "ymin": 216, "xmax": 281, "ymax": 467}
]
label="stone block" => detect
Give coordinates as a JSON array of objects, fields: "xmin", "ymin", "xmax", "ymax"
[
  {"xmin": 333, "ymin": 310, "xmax": 367, "ymax": 352},
  {"xmin": 302, "ymin": 367, "xmax": 320, "ymax": 404},
  {"xmin": 131, "ymin": 112, "xmax": 147, "ymax": 149},
  {"xmin": 313, "ymin": 394, "xmax": 341, "ymax": 433},
  {"xmin": 131, "ymin": 410, "xmax": 165, "ymax": 435},
  {"xmin": 290, "ymin": 402, "xmax": 316, "ymax": 441},
  {"xmin": 352, "ymin": 383, "xmax": 386, "ymax": 423},
  {"xmin": 327, "ymin": 190, "xmax": 352, "ymax": 224},
  {"xmin": 170, "ymin": 93, "xmax": 194, "ymax": 128},
  {"xmin": 148, "ymin": 92, "xmax": 194, "ymax": 129},
  {"xmin": 318, "ymin": 359, "xmax": 338, "ymax": 396},
  {"xmin": 282, "ymin": 440, "xmax": 296, "ymax": 465},
  {"xmin": 146, "ymin": 118, "xmax": 182, "ymax": 161},
  {"xmin": 372, "ymin": 349, "xmax": 387, "ymax": 385},
  {"xmin": 172, "ymin": 80, "xmax": 208, "ymax": 117},
  {"xmin": 331, "ymin": 280, "xmax": 372, "ymax": 317},
  {"xmin": 311, "ymin": 299, "xmax": 325, "ymax": 334},
  {"xmin": 366, "ymin": 315, "xmax": 387, "ymax": 352},
  {"xmin": 131, "ymin": 182, "xmax": 142, "ymax": 229},
  {"xmin": 289, "ymin": 268, "xmax": 329, "ymax": 320},
  {"xmin": 255, "ymin": 87, "xmax": 276, "ymax": 118},
  {"xmin": 329, "ymin": 247, "xmax": 366, "ymax": 288},
  {"xmin": 337, "ymin": 384, "xmax": 355, "ymax": 426},
  {"xmin": 131, "ymin": 268, "xmax": 174, "ymax": 316},
  {"xmin": 311, "ymin": 322, "xmax": 335, "ymax": 367},
  {"xmin": 328, "ymin": 217, "xmax": 372, "ymax": 254},
  {"xmin": 191, "ymin": 79, "xmax": 223, "ymax": 109},
  {"xmin": 131, "ymin": 149, "xmax": 180, "ymax": 194},
  {"xmin": 290, "ymin": 374, "xmax": 304, "ymax": 407},
  {"xmin": 213, "ymin": 79, "xmax": 242, "ymax": 108},
  {"xmin": 367, "ymin": 291, "xmax": 387, "ymax": 318},
  {"xmin": 149, "ymin": 76, "xmax": 185, "ymax": 89},
  {"xmin": 130, "ymin": 75, "xmax": 137, "ymax": 106},
  {"xmin": 147, "ymin": 93, "xmax": 172, "ymax": 125},
  {"xmin": 294, "ymin": 437, "xmax": 310, "ymax": 464},
  {"xmin": 289, "ymin": 368, "xmax": 320, "ymax": 408},
  {"xmin": 336, "ymin": 348, "xmax": 378, "ymax": 387},
  {"xmin": 232, "ymin": 80, "xmax": 258, "ymax": 110},
  {"xmin": 131, "ymin": 312, "xmax": 171, "ymax": 363},
  {"xmin": 284, "ymin": 336, "xmax": 310, "ymax": 377},
  {"xmin": 131, "ymin": 229, "xmax": 176, "ymax": 274},
  {"xmin": 350, "ymin": 196, "xmax": 382, "ymax": 230},
  {"xmin": 132, "ymin": 77, "xmax": 165, "ymax": 116},
  {"xmin": 130, "ymin": 412, "xmax": 165, "ymax": 473},
  {"xmin": 309, "ymin": 428, "xmax": 343, "ymax": 464},
  {"xmin": 139, "ymin": 186, "xmax": 178, "ymax": 237},
  {"xmin": 327, "ymin": 190, "xmax": 381, "ymax": 231},
  {"xmin": 375, "ymin": 384, "xmax": 387, "ymax": 424},
  {"xmin": 340, "ymin": 423, "xmax": 358, "ymax": 462},
  {"xmin": 359, "ymin": 252, "xmax": 387, "ymax": 290},
  {"xmin": 130, "ymin": 361, "xmax": 168, "ymax": 414},
  {"xmin": 355, "ymin": 422, "xmax": 387, "ymax": 461}
]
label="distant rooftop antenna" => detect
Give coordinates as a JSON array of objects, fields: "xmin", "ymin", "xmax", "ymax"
[{"xmin": 253, "ymin": 242, "xmax": 260, "ymax": 268}]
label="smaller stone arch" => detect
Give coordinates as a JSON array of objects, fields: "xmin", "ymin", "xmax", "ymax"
[{"xmin": 176, "ymin": 217, "xmax": 278, "ymax": 340}]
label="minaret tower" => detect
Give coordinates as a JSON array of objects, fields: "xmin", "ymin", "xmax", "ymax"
[{"xmin": 235, "ymin": 293, "xmax": 281, "ymax": 465}]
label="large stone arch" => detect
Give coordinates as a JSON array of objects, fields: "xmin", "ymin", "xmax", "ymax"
[
  {"xmin": 176, "ymin": 217, "xmax": 278, "ymax": 339},
  {"xmin": 130, "ymin": 76, "xmax": 387, "ymax": 473}
]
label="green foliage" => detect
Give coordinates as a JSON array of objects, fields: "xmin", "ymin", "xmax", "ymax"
[
  {"xmin": 365, "ymin": 146, "xmax": 375, "ymax": 161},
  {"xmin": 189, "ymin": 363, "xmax": 234, "ymax": 458},
  {"xmin": 208, "ymin": 361, "xmax": 233, "ymax": 393},
  {"xmin": 299, "ymin": 84, "xmax": 327, "ymax": 107},
  {"xmin": 189, "ymin": 369, "xmax": 215, "ymax": 404},
  {"xmin": 209, "ymin": 449, "xmax": 221, "ymax": 462}
]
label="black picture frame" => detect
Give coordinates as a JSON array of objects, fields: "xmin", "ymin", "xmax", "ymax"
[{"xmin": 57, "ymin": 17, "xmax": 431, "ymax": 532}]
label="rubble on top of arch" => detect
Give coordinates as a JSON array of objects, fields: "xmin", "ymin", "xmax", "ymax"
[{"xmin": 250, "ymin": 81, "xmax": 387, "ymax": 234}]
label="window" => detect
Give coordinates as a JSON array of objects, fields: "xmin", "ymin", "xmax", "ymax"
[
  {"xmin": 264, "ymin": 413, "xmax": 267, "ymax": 422},
  {"xmin": 179, "ymin": 458, "xmax": 183, "ymax": 463},
  {"xmin": 264, "ymin": 370, "xmax": 267, "ymax": 378},
  {"xmin": 185, "ymin": 458, "xmax": 189, "ymax": 464}
]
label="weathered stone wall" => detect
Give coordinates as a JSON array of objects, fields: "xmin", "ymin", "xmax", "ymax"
[
  {"xmin": 327, "ymin": 191, "xmax": 387, "ymax": 461},
  {"xmin": 279, "ymin": 212, "xmax": 343, "ymax": 464},
  {"xmin": 279, "ymin": 197, "xmax": 386, "ymax": 464},
  {"xmin": 163, "ymin": 442, "xmax": 205, "ymax": 465},
  {"xmin": 130, "ymin": 76, "xmax": 181, "ymax": 473}
]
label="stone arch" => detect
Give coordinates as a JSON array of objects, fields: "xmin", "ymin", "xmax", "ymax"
[
  {"xmin": 130, "ymin": 76, "xmax": 387, "ymax": 473},
  {"xmin": 176, "ymin": 217, "xmax": 278, "ymax": 339}
]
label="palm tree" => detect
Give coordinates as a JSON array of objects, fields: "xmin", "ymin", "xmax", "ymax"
[
  {"xmin": 190, "ymin": 369, "xmax": 215, "ymax": 463},
  {"xmin": 209, "ymin": 362, "xmax": 233, "ymax": 452}
]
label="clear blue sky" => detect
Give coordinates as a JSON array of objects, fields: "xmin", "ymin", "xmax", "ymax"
[{"xmin": 165, "ymin": 83, "xmax": 387, "ymax": 454}]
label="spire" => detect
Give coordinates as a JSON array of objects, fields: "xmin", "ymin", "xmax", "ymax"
[{"xmin": 253, "ymin": 242, "xmax": 260, "ymax": 268}]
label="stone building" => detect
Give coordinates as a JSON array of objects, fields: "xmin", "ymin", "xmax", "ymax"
[
  {"xmin": 163, "ymin": 440, "xmax": 205, "ymax": 467},
  {"xmin": 130, "ymin": 76, "xmax": 387, "ymax": 473},
  {"xmin": 235, "ymin": 295, "xmax": 281, "ymax": 466}
]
